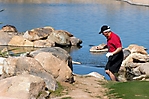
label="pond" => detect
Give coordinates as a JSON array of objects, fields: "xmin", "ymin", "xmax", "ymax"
[{"xmin": 0, "ymin": 0, "xmax": 149, "ymax": 80}]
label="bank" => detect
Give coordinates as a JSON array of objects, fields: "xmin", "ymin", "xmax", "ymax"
[{"xmin": 122, "ymin": 0, "xmax": 149, "ymax": 6}]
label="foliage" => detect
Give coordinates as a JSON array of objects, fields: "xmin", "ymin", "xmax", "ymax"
[
  {"xmin": 106, "ymin": 81, "xmax": 149, "ymax": 99},
  {"xmin": 0, "ymin": 50, "xmax": 9, "ymax": 58}
]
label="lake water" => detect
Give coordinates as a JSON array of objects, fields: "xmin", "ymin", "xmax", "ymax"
[{"xmin": 0, "ymin": 0, "xmax": 149, "ymax": 79}]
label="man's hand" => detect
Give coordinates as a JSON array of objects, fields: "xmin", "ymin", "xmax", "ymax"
[{"xmin": 106, "ymin": 52, "xmax": 113, "ymax": 58}]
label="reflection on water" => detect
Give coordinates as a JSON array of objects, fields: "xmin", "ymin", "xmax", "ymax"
[
  {"xmin": 0, "ymin": 46, "xmax": 39, "ymax": 56},
  {"xmin": 0, "ymin": 45, "xmax": 82, "ymax": 57}
]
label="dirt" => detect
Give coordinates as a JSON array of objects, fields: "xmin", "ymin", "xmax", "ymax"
[{"xmin": 51, "ymin": 74, "xmax": 109, "ymax": 99}]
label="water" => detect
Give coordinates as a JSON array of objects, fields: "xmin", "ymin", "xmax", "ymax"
[{"xmin": 0, "ymin": 0, "xmax": 149, "ymax": 79}]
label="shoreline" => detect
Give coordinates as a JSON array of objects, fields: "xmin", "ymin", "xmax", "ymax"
[{"xmin": 122, "ymin": 0, "xmax": 149, "ymax": 7}]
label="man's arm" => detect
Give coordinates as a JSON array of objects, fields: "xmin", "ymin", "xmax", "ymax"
[{"xmin": 112, "ymin": 47, "xmax": 122, "ymax": 55}]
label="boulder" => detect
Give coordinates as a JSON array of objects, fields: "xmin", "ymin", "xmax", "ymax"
[
  {"xmin": 125, "ymin": 44, "xmax": 148, "ymax": 55},
  {"xmin": 0, "ymin": 74, "xmax": 46, "ymax": 99},
  {"xmin": 1, "ymin": 25, "xmax": 17, "ymax": 32},
  {"xmin": 29, "ymin": 47, "xmax": 73, "ymax": 69},
  {"xmin": 2, "ymin": 57, "xmax": 57, "ymax": 91},
  {"xmin": 70, "ymin": 36, "xmax": 82, "ymax": 46},
  {"xmin": 34, "ymin": 52, "xmax": 73, "ymax": 82},
  {"xmin": 8, "ymin": 36, "xmax": 33, "ymax": 47},
  {"xmin": 48, "ymin": 30, "xmax": 72, "ymax": 46},
  {"xmin": 33, "ymin": 39, "xmax": 55, "ymax": 47},
  {"xmin": 139, "ymin": 63, "xmax": 149, "ymax": 76},
  {"xmin": 121, "ymin": 53, "xmax": 149, "ymax": 66},
  {"xmin": 89, "ymin": 43, "xmax": 108, "ymax": 52},
  {"xmin": 29, "ymin": 47, "xmax": 74, "ymax": 83},
  {"xmin": 23, "ymin": 26, "xmax": 54, "ymax": 41}
]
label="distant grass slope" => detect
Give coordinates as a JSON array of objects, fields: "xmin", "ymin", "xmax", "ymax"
[{"xmin": 107, "ymin": 81, "xmax": 149, "ymax": 99}]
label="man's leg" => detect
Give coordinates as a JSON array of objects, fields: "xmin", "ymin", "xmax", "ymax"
[{"xmin": 105, "ymin": 70, "xmax": 117, "ymax": 81}]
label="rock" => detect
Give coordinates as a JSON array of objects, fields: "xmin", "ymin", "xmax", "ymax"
[
  {"xmin": 72, "ymin": 60, "xmax": 81, "ymax": 64},
  {"xmin": 0, "ymin": 31, "xmax": 13, "ymax": 45},
  {"xmin": 0, "ymin": 57, "xmax": 6, "ymax": 75},
  {"xmin": 123, "ymin": 49, "xmax": 131, "ymax": 59},
  {"xmin": 2, "ymin": 57, "xmax": 57, "ymax": 91},
  {"xmin": 70, "ymin": 36, "xmax": 82, "ymax": 46},
  {"xmin": 1, "ymin": 25, "xmax": 17, "ymax": 32},
  {"xmin": 133, "ymin": 75, "xmax": 147, "ymax": 80},
  {"xmin": 8, "ymin": 36, "xmax": 33, "ymax": 47},
  {"xmin": 29, "ymin": 47, "xmax": 73, "ymax": 71},
  {"xmin": 29, "ymin": 47, "xmax": 74, "ymax": 83},
  {"xmin": 34, "ymin": 52, "xmax": 73, "ymax": 82},
  {"xmin": 33, "ymin": 39, "xmax": 55, "ymax": 47},
  {"xmin": 23, "ymin": 26, "xmax": 54, "ymax": 41},
  {"xmin": 89, "ymin": 43, "xmax": 108, "ymax": 52},
  {"xmin": 48, "ymin": 30, "xmax": 72, "ymax": 46},
  {"xmin": 139, "ymin": 63, "xmax": 149, "ymax": 76},
  {"xmin": 0, "ymin": 74, "xmax": 46, "ymax": 99},
  {"xmin": 125, "ymin": 44, "xmax": 148, "ymax": 55},
  {"xmin": 87, "ymin": 72, "xmax": 105, "ymax": 80},
  {"xmin": 121, "ymin": 53, "xmax": 149, "ymax": 66}
]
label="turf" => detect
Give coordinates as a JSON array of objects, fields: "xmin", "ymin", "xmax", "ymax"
[{"xmin": 107, "ymin": 81, "xmax": 149, "ymax": 99}]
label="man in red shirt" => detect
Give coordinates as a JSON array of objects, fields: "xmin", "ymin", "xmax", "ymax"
[{"xmin": 99, "ymin": 25, "xmax": 123, "ymax": 81}]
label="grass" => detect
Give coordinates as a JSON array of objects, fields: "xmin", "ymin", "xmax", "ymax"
[
  {"xmin": 49, "ymin": 82, "xmax": 64, "ymax": 97},
  {"xmin": 106, "ymin": 81, "xmax": 149, "ymax": 99}
]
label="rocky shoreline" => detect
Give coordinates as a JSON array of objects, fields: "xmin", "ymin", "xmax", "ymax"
[{"xmin": 0, "ymin": 24, "xmax": 149, "ymax": 98}]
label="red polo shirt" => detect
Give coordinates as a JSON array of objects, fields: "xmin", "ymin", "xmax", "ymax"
[{"xmin": 107, "ymin": 32, "xmax": 122, "ymax": 52}]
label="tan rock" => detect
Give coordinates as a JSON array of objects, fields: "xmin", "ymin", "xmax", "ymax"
[
  {"xmin": 0, "ymin": 74, "xmax": 46, "ymax": 99},
  {"xmin": 48, "ymin": 30, "xmax": 71, "ymax": 46},
  {"xmin": 3, "ymin": 56, "xmax": 57, "ymax": 91},
  {"xmin": 34, "ymin": 52, "xmax": 73, "ymax": 82},
  {"xmin": 23, "ymin": 26, "xmax": 54, "ymax": 41},
  {"xmin": 70, "ymin": 36, "xmax": 82, "ymax": 46},
  {"xmin": 33, "ymin": 39, "xmax": 55, "ymax": 47},
  {"xmin": 1, "ymin": 25, "xmax": 17, "ymax": 32},
  {"xmin": 8, "ymin": 36, "xmax": 33, "ymax": 47},
  {"xmin": 125, "ymin": 44, "xmax": 148, "ymax": 55}
]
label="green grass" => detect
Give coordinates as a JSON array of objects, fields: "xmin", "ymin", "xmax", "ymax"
[
  {"xmin": 49, "ymin": 82, "xmax": 64, "ymax": 97},
  {"xmin": 106, "ymin": 81, "xmax": 149, "ymax": 99}
]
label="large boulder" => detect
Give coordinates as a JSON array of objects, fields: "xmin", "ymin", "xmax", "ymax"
[
  {"xmin": 2, "ymin": 57, "xmax": 57, "ymax": 91},
  {"xmin": 29, "ymin": 47, "xmax": 74, "ymax": 83},
  {"xmin": 34, "ymin": 52, "xmax": 73, "ymax": 82},
  {"xmin": 48, "ymin": 30, "xmax": 72, "ymax": 46},
  {"xmin": 23, "ymin": 26, "xmax": 54, "ymax": 41},
  {"xmin": 0, "ymin": 74, "xmax": 46, "ymax": 99}
]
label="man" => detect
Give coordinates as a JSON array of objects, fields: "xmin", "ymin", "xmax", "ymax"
[{"xmin": 98, "ymin": 25, "xmax": 123, "ymax": 81}]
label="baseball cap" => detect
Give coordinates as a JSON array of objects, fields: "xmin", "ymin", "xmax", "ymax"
[{"xmin": 99, "ymin": 25, "xmax": 111, "ymax": 34}]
